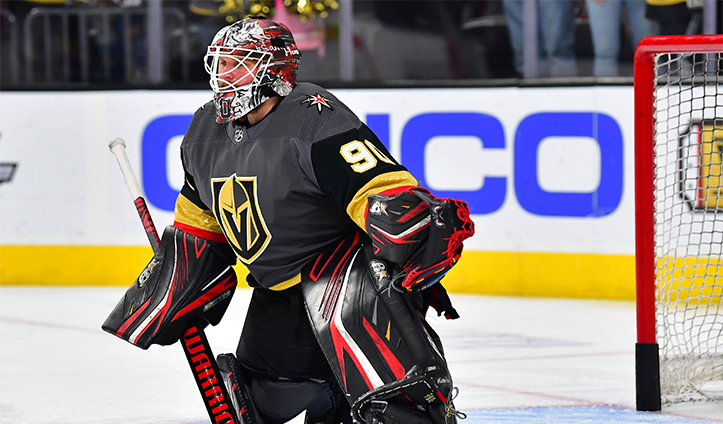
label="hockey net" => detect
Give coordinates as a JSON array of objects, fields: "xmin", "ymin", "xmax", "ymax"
[{"xmin": 635, "ymin": 35, "xmax": 723, "ymax": 410}]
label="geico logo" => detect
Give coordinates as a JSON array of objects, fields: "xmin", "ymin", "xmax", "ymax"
[{"xmin": 141, "ymin": 112, "xmax": 624, "ymax": 218}]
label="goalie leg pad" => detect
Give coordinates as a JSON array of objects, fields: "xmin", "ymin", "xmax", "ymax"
[
  {"xmin": 218, "ymin": 353, "xmax": 261, "ymax": 424},
  {"xmin": 352, "ymin": 366, "xmax": 465, "ymax": 424},
  {"xmin": 301, "ymin": 233, "xmax": 459, "ymax": 423},
  {"xmin": 102, "ymin": 225, "xmax": 238, "ymax": 349}
]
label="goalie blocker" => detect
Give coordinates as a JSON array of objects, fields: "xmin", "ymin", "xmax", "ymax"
[{"xmin": 102, "ymin": 225, "xmax": 238, "ymax": 349}]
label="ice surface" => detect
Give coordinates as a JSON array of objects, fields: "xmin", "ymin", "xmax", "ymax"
[{"xmin": 1, "ymin": 287, "xmax": 721, "ymax": 424}]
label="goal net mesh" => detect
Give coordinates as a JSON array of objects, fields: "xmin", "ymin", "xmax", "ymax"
[{"xmin": 653, "ymin": 51, "xmax": 723, "ymax": 404}]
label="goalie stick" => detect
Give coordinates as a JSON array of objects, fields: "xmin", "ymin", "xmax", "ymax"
[
  {"xmin": 108, "ymin": 137, "xmax": 241, "ymax": 424},
  {"xmin": 108, "ymin": 138, "xmax": 160, "ymax": 252}
]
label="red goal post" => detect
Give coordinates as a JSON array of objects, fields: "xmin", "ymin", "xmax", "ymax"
[{"xmin": 634, "ymin": 35, "xmax": 723, "ymax": 412}]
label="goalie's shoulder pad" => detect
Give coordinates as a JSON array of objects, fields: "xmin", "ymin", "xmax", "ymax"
[
  {"xmin": 102, "ymin": 225, "xmax": 238, "ymax": 349},
  {"xmin": 366, "ymin": 188, "xmax": 475, "ymax": 291}
]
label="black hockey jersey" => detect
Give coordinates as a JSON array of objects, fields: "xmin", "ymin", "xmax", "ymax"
[{"xmin": 175, "ymin": 83, "xmax": 417, "ymax": 289}]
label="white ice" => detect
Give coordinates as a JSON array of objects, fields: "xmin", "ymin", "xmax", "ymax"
[{"xmin": 1, "ymin": 287, "xmax": 721, "ymax": 424}]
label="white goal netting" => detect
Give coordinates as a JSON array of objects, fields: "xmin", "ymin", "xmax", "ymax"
[{"xmin": 653, "ymin": 51, "xmax": 723, "ymax": 404}]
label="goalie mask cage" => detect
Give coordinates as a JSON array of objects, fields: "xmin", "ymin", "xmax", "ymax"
[{"xmin": 635, "ymin": 35, "xmax": 723, "ymax": 412}]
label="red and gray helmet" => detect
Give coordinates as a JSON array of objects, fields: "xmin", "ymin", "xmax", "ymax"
[{"xmin": 204, "ymin": 17, "xmax": 300, "ymax": 123}]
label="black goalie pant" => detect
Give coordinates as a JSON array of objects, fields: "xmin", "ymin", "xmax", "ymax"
[{"xmin": 235, "ymin": 283, "xmax": 350, "ymax": 424}]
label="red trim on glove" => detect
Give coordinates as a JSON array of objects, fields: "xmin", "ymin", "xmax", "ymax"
[{"xmin": 173, "ymin": 222, "xmax": 228, "ymax": 244}]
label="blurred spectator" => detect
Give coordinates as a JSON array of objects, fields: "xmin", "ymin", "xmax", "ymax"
[
  {"xmin": 186, "ymin": 0, "xmax": 239, "ymax": 81},
  {"xmin": 645, "ymin": 0, "xmax": 702, "ymax": 35},
  {"xmin": 270, "ymin": 0, "xmax": 325, "ymax": 56},
  {"xmin": 188, "ymin": 0, "xmax": 232, "ymax": 46},
  {"xmin": 503, "ymin": 0, "xmax": 577, "ymax": 77},
  {"xmin": 186, "ymin": 0, "xmax": 328, "ymax": 81},
  {"xmin": 187, "ymin": 0, "xmax": 329, "ymax": 51},
  {"xmin": 645, "ymin": 0, "xmax": 704, "ymax": 77},
  {"xmin": 369, "ymin": 1, "xmax": 480, "ymax": 79},
  {"xmin": 585, "ymin": 0, "xmax": 657, "ymax": 77}
]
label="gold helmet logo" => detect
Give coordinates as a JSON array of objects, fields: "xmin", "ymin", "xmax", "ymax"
[{"xmin": 211, "ymin": 174, "xmax": 271, "ymax": 264}]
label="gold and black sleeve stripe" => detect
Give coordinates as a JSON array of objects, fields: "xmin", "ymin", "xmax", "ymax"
[
  {"xmin": 346, "ymin": 171, "xmax": 418, "ymax": 229},
  {"xmin": 173, "ymin": 193, "xmax": 224, "ymax": 236},
  {"xmin": 311, "ymin": 123, "xmax": 416, "ymax": 227},
  {"xmin": 173, "ymin": 168, "xmax": 227, "ymax": 241}
]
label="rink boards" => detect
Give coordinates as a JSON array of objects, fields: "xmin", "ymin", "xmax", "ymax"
[{"xmin": 0, "ymin": 86, "xmax": 719, "ymax": 299}]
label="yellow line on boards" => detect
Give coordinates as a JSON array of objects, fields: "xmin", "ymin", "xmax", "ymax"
[
  {"xmin": 0, "ymin": 245, "xmax": 252, "ymax": 287},
  {"xmin": 0, "ymin": 245, "xmax": 155, "ymax": 286},
  {"xmin": 0, "ymin": 246, "xmax": 636, "ymax": 299},
  {"xmin": 442, "ymin": 250, "xmax": 636, "ymax": 300}
]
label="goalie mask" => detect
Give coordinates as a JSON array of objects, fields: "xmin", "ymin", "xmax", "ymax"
[{"xmin": 204, "ymin": 17, "xmax": 300, "ymax": 123}]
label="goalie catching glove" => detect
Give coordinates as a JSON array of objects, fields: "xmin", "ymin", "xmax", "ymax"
[
  {"xmin": 102, "ymin": 225, "xmax": 238, "ymax": 349},
  {"xmin": 366, "ymin": 187, "xmax": 474, "ymax": 292}
]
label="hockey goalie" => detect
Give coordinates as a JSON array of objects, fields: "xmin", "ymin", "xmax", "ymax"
[{"xmin": 102, "ymin": 16, "xmax": 474, "ymax": 424}]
